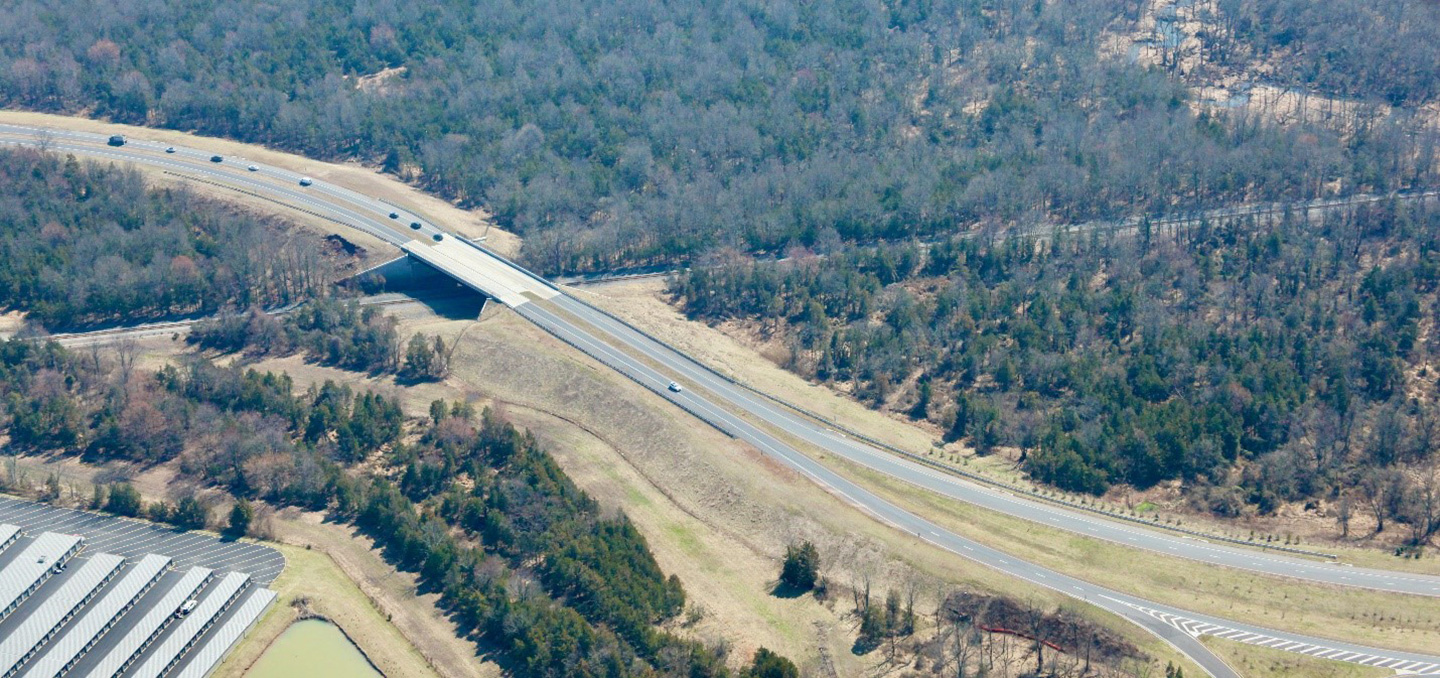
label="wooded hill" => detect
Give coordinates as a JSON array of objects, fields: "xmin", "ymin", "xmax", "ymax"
[
  {"xmin": 670, "ymin": 200, "xmax": 1440, "ymax": 544},
  {"xmin": 0, "ymin": 148, "xmax": 335, "ymax": 330},
  {"xmin": 0, "ymin": 0, "xmax": 1434, "ymax": 273}
]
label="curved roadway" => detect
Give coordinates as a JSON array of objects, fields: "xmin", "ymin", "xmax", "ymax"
[{"xmin": 6, "ymin": 123, "xmax": 1440, "ymax": 677}]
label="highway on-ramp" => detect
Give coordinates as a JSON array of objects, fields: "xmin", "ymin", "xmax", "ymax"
[{"xmin": 6, "ymin": 122, "xmax": 1440, "ymax": 677}]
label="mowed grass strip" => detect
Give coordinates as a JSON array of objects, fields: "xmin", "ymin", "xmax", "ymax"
[
  {"xmin": 575, "ymin": 279, "xmax": 1440, "ymax": 577},
  {"xmin": 814, "ymin": 449, "xmax": 1440, "ymax": 655},
  {"xmin": 1200, "ymin": 636, "xmax": 1392, "ymax": 678}
]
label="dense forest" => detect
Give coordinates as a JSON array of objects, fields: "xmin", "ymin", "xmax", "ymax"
[
  {"xmin": 1210, "ymin": 0, "xmax": 1440, "ymax": 106},
  {"xmin": 0, "ymin": 0, "xmax": 1434, "ymax": 273},
  {"xmin": 670, "ymin": 200, "xmax": 1440, "ymax": 545},
  {"xmin": 0, "ymin": 148, "xmax": 334, "ymax": 329}
]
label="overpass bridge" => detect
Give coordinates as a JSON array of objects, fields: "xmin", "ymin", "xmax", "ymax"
[
  {"xmin": 9, "ymin": 122, "xmax": 1440, "ymax": 678},
  {"xmin": 397, "ymin": 236, "xmax": 556, "ymax": 308}
]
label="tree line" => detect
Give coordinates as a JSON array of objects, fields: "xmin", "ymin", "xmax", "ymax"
[
  {"xmin": 671, "ymin": 199, "xmax": 1440, "ymax": 544},
  {"xmin": 0, "ymin": 328, "xmax": 795, "ymax": 675},
  {"xmin": 0, "ymin": 0, "xmax": 1433, "ymax": 273},
  {"xmin": 189, "ymin": 297, "xmax": 450, "ymax": 380},
  {"xmin": 0, "ymin": 148, "xmax": 336, "ymax": 330}
]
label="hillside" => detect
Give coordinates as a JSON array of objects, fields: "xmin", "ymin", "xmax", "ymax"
[
  {"xmin": 0, "ymin": 147, "xmax": 348, "ymax": 330},
  {"xmin": 0, "ymin": 0, "xmax": 1433, "ymax": 273},
  {"xmin": 670, "ymin": 199, "xmax": 1440, "ymax": 547}
]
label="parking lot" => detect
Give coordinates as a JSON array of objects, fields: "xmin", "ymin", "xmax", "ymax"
[{"xmin": 0, "ymin": 495, "xmax": 284, "ymax": 586}]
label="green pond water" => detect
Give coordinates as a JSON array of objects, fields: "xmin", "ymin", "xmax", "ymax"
[{"xmin": 245, "ymin": 619, "xmax": 383, "ymax": 678}]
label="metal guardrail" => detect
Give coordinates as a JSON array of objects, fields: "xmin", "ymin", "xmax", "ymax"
[{"xmin": 550, "ymin": 287, "xmax": 1342, "ymax": 560}]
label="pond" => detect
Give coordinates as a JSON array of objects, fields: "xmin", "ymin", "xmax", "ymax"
[{"xmin": 246, "ymin": 619, "xmax": 383, "ymax": 678}]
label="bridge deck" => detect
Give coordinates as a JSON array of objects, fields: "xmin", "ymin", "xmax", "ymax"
[{"xmin": 401, "ymin": 238, "xmax": 555, "ymax": 307}]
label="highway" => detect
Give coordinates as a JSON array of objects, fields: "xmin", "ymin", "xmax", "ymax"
[{"xmin": 5, "ymin": 122, "xmax": 1440, "ymax": 676}]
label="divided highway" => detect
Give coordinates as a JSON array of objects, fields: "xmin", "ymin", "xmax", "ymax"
[{"xmin": 7, "ymin": 122, "xmax": 1440, "ymax": 677}]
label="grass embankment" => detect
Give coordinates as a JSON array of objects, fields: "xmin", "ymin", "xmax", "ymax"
[
  {"xmin": 571, "ymin": 278, "xmax": 1440, "ymax": 577},
  {"xmin": 562, "ymin": 280, "xmax": 1440, "ymax": 656},
  {"xmin": 418, "ymin": 304, "xmax": 1205, "ymax": 676},
  {"xmin": 0, "ymin": 109, "xmax": 521, "ymax": 258},
  {"xmin": 1201, "ymin": 636, "xmax": 1391, "ymax": 678},
  {"xmin": 211, "ymin": 541, "xmax": 445, "ymax": 678},
  {"xmin": 822, "ymin": 454, "xmax": 1440, "ymax": 655}
]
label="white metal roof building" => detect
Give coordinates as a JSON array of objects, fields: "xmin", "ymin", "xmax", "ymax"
[
  {"xmin": 78, "ymin": 566, "xmax": 212, "ymax": 678},
  {"xmin": 0, "ymin": 524, "xmax": 19, "ymax": 553},
  {"xmin": 18, "ymin": 554, "xmax": 171, "ymax": 678},
  {"xmin": 0, "ymin": 532, "xmax": 83, "ymax": 621},
  {"xmin": 171, "ymin": 588, "xmax": 277, "ymax": 678},
  {"xmin": 126, "ymin": 571, "xmax": 251, "ymax": 678},
  {"xmin": 0, "ymin": 552, "xmax": 124, "ymax": 678}
]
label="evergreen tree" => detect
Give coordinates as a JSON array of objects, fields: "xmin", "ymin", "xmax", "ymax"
[
  {"xmin": 744, "ymin": 648, "xmax": 799, "ymax": 678},
  {"xmin": 173, "ymin": 495, "xmax": 210, "ymax": 530},
  {"xmin": 104, "ymin": 483, "xmax": 143, "ymax": 517},
  {"xmin": 779, "ymin": 541, "xmax": 820, "ymax": 591},
  {"xmin": 227, "ymin": 499, "xmax": 254, "ymax": 538}
]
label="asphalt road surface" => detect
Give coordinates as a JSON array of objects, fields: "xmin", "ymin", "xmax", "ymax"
[{"xmin": 8, "ymin": 123, "xmax": 1440, "ymax": 676}]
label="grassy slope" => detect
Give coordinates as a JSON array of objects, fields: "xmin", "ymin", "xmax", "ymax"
[
  {"xmin": 570, "ymin": 278, "xmax": 1440, "ymax": 576},
  {"xmin": 1201, "ymin": 636, "xmax": 1391, "ymax": 678},
  {"xmin": 210, "ymin": 541, "xmax": 449, "ymax": 678},
  {"xmin": 571, "ymin": 278, "xmax": 1440, "ymax": 654}
]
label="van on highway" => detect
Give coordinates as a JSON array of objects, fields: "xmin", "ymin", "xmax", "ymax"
[{"xmin": 107, "ymin": 135, "xmax": 125, "ymax": 146}]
